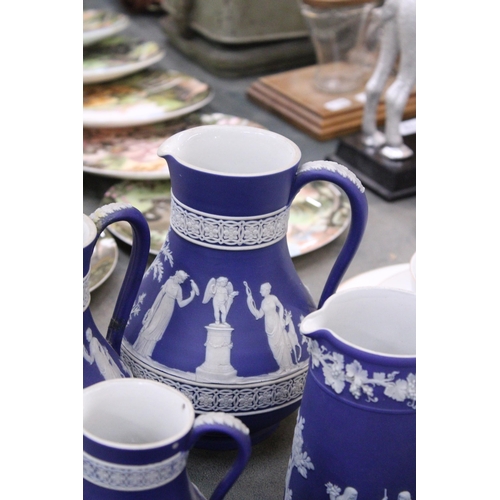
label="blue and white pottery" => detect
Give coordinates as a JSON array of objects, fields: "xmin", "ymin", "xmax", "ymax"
[
  {"xmin": 83, "ymin": 203, "xmax": 151, "ymax": 388},
  {"xmin": 120, "ymin": 125, "xmax": 368, "ymax": 445},
  {"xmin": 285, "ymin": 287, "xmax": 416, "ymax": 500},
  {"xmin": 83, "ymin": 378, "xmax": 251, "ymax": 499}
]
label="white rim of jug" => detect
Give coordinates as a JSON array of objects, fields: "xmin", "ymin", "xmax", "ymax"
[
  {"xmin": 83, "ymin": 378, "xmax": 195, "ymax": 450},
  {"xmin": 301, "ymin": 287, "xmax": 416, "ymax": 359},
  {"xmin": 157, "ymin": 125, "xmax": 302, "ymax": 177}
]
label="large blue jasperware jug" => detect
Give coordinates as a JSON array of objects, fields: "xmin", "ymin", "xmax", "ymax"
[
  {"xmin": 83, "ymin": 203, "xmax": 151, "ymax": 388},
  {"xmin": 120, "ymin": 125, "xmax": 368, "ymax": 446},
  {"xmin": 285, "ymin": 287, "xmax": 416, "ymax": 499}
]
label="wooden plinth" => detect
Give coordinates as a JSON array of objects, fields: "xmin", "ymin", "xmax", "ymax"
[{"xmin": 247, "ymin": 64, "xmax": 416, "ymax": 141}]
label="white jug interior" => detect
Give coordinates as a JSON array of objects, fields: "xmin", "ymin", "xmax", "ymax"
[
  {"xmin": 157, "ymin": 125, "xmax": 301, "ymax": 176},
  {"xmin": 301, "ymin": 287, "xmax": 416, "ymax": 357},
  {"xmin": 83, "ymin": 379, "xmax": 194, "ymax": 449}
]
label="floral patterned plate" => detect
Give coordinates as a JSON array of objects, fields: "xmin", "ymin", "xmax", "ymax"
[
  {"xmin": 83, "ymin": 36, "xmax": 165, "ymax": 84},
  {"xmin": 89, "ymin": 230, "xmax": 119, "ymax": 292},
  {"xmin": 99, "ymin": 180, "xmax": 351, "ymax": 258},
  {"xmin": 83, "ymin": 112, "xmax": 265, "ymax": 180},
  {"xmin": 83, "ymin": 9, "xmax": 130, "ymax": 47},
  {"xmin": 83, "ymin": 69, "xmax": 214, "ymax": 128}
]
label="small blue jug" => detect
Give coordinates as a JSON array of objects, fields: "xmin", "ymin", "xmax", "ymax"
[{"xmin": 83, "ymin": 203, "xmax": 151, "ymax": 388}]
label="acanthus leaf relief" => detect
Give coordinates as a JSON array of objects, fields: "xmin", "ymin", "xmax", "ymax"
[
  {"xmin": 297, "ymin": 161, "xmax": 365, "ymax": 193},
  {"xmin": 308, "ymin": 340, "xmax": 416, "ymax": 408},
  {"xmin": 90, "ymin": 202, "xmax": 133, "ymax": 232}
]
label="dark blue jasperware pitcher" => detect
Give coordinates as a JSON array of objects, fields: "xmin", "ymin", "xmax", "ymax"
[
  {"xmin": 120, "ymin": 125, "xmax": 368, "ymax": 445},
  {"xmin": 285, "ymin": 287, "xmax": 416, "ymax": 499},
  {"xmin": 83, "ymin": 378, "xmax": 251, "ymax": 499},
  {"xmin": 83, "ymin": 203, "xmax": 151, "ymax": 388}
]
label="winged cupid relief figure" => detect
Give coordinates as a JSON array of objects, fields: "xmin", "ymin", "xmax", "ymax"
[{"xmin": 202, "ymin": 277, "xmax": 239, "ymax": 326}]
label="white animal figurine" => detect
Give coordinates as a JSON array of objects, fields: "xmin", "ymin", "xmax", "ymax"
[{"xmin": 361, "ymin": 0, "xmax": 416, "ymax": 160}]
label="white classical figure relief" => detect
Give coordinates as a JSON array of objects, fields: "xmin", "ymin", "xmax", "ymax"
[
  {"xmin": 133, "ymin": 270, "xmax": 199, "ymax": 357},
  {"xmin": 244, "ymin": 281, "xmax": 298, "ymax": 373},
  {"xmin": 83, "ymin": 327, "xmax": 127, "ymax": 380},
  {"xmin": 361, "ymin": 0, "xmax": 416, "ymax": 160},
  {"xmin": 202, "ymin": 277, "xmax": 239, "ymax": 326}
]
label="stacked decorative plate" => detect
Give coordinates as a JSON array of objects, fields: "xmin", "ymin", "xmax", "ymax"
[{"xmin": 83, "ymin": 9, "xmax": 212, "ymax": 291}]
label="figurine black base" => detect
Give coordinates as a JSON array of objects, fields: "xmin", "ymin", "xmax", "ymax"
[{"xmin": 327, "ymin": 132, "xmax": 416, "ymax": 201}]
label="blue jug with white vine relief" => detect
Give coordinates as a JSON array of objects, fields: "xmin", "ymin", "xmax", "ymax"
[
  {"xmin": 120, "ymin": 125, "xmax": 368, "ymax": 446},
  {"xmin": 284, "ymin": 287, "xmax": 416, "ymax": 499},
  {"xmin": 83, "ymin": 203, "xmax": 151, "ymax": 388}
]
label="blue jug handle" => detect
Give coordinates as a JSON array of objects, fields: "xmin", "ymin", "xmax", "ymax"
[
  {"xmin": 288, "ymin": 160, "xmax": 368, "ymax": 308},
  {"xmin": 189, "ymin": 413, "xmax": 252, "ymax": 500},
  {"xmin": 89, "ymin": 203, "xmax": 151, "ymax": 354}
]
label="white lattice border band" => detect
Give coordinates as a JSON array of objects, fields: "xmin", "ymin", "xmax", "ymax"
[
  {"xmin": 83, "ymin": 450, "xmax": 188, "ymax": 491},
  {"xmin": 170, "ymin": 193, "xmax": 290, "ymax": 250},
  {"xmin": 121, "ymin": 347, "xmax": 307, "ymax": 416}
]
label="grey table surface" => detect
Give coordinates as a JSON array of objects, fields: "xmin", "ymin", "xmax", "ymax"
[{"xmin": 83, "ymin": 1, "xmax": 416, "ymax": 498}]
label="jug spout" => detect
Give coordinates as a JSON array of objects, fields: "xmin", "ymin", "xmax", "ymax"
[{"xmin": 300, "ymin": 287, "xmax": 416, "ymax": 360}]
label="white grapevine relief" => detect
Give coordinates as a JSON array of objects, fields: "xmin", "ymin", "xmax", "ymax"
[
  {"xmin": 284, "ymin": 413, "xmax": 314, "ymax": 500},
  {"xmin": 309, "ymin": 340, "xmax": 416, "ymax": 408}
]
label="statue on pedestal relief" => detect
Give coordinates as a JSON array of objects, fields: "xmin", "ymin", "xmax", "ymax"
[{"xmin": 196, "ymin": 276, "xmax": 239, "ymax": 382}]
